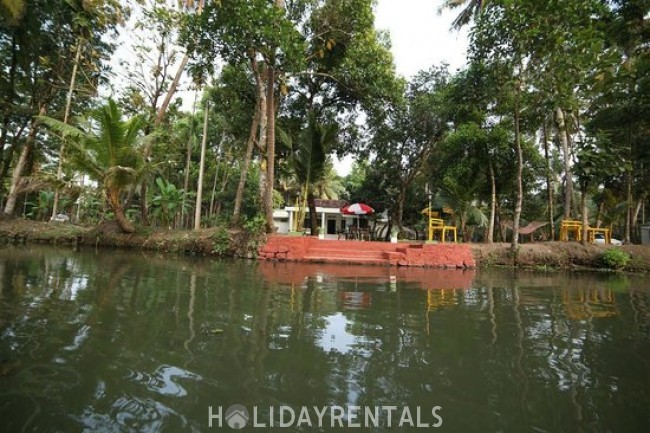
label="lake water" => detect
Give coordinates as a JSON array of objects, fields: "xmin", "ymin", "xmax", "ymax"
[{"xmin": 1, "ymin": 246, "xmax": 649, "ymax": 432}]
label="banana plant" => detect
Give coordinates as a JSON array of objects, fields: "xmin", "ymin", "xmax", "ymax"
[{"xmin": 150, "ymin": 177, "xmax": 193, "ymax": 228}]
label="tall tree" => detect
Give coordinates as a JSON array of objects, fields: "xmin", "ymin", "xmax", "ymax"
[
  {"xmin": 469, "ymin": 0, "xmax": 608, "ymax": 252},
  {"xmin": 184, "ymin": 0, "xmax": 304, "ymax": 232},
  {"xmin": 586, "ymin": 0, "xmax": 650, "ymax": 242},
  {"xmin": 369, "ymin": 67, "xmax": 449, "ymax": 231},
  {"xmin": 194, "ymin": 100, "xmax": 209, "ymax": 229},
  {"xmin": 185, "ymin": 0, "xmax": 399, "ymax": 232},
  {"xmin": 1, "ymin": 0, "xmax": 121, "ymax": 214},
  {"xmin": 51, "ymin": 0, "xmax": 126, "ymax": 219}
]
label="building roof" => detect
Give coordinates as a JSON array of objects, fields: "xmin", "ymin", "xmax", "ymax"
[
  {"xmin": 273, "ymin": 210, "xmax": 289, "ymax": 219},
  {"xmin": 314, "ymin": 199, "xmax": 348, "ymax": 209}
]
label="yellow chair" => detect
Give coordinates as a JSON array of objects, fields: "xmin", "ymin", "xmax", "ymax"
[
  {"xmin": 587, "ymin": 227, "xmax": 611, "ymax": 244},
  {"xmin": 559, "ymin": 220, "xmax": 583, "ymax": 242},
  {"xmin": 560, "ymin": 219, "xmax": 611, "ymax": 244},
  {"xmin": 428, "ymin": 217, "xmax": 457, "ymax": 243}
]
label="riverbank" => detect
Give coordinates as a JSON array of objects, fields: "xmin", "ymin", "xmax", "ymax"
[
  {"xmin": 1, "ymin": 219, "xmax": 649, "ymax": 272},
  {"xmin": 472, "ymin": 242, "xmax": 650, "ymax": 272},
  {"xmin": 0, "ymin": 219, "xmax": 261, "ymax": 258}
]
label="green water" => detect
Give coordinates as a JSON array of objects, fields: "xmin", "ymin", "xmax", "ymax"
[{"xmin": 0, "ymin": 246, "xmax": 649, "ymax": 432}]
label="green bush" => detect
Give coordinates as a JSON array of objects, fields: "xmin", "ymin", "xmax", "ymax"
[
  {"xmin": 601, "ymin": 248, "xmax": 630, "ymax": 270},
  {"xmin": 211, "ymin": 227, "xmax": 231, "ymax": 256},
  {"xmin": 243, "ymin": 215, "xmax": 266, "ymax": 236}
]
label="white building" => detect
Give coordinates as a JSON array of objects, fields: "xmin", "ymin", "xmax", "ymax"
[{"xmin": 273, "ymin": 199, "xmax": 360, "ymax": 238}]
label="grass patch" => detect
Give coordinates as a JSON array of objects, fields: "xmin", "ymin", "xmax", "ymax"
[{"xmin": 600, "ymin": 248, "xmax": 631, "ymax": 270}]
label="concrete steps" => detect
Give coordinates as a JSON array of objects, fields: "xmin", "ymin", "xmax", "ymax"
[
  {"xmin": 259, "ymin": 235, "xmax": 476, "ymax": 268},
  {"xmin": 301, "ymin": 255, "xmax": 389, "ymax": 265},
  {"xmin": 303, "ymin": 245, "xmax": 395, "ymax": 265}
]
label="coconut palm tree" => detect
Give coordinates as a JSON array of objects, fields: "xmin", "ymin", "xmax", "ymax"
[
  {"xmin": 280, "ymin": 119, "xmax": 338, "ymax": 234},
  {"xmin": 314, "ymin": 160, "xmax": 344, "ymax": 200},
  {"xmin": 440, "ymin": 0, "xmax": 489, "ymax": 30},
  {"xmin": 40, "ymin": 99, "xmax": 149, "ymax": 233},
  {"xmin": 439, "ymin": 174, "xmax": 488, "ymax": 242}
]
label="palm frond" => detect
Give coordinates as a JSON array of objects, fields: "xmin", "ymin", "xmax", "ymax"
[
  {"xmin": 41, "ymin": 98, "xmax": 147, "ymax": 194},
  {"xmin": 37, "ymin": 115, "xmax": 89, "ymax": 141},
  {"xmin": 66, "ymin": 142, "xmax": 105, "ymax": 182},
  {"xmin": 277, "ymin": 127, "xmax": 293, "ymax": 150},
  {"xmin": 440, "ymin": 0, "xmax": 488, "ymax": 30},
  {"xmin": 466, "ymin": 206, "xmax": 488, "ymax": 227},
  {"xmin": 123, "ymin": 114, "xmax": 146, "ymax": 148}
]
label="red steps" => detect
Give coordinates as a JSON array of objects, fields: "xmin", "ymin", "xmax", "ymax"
[
  {"xmin": 259, "ymin": 235, "xmax": 476, "ymax": 268},
  {"xmin": 303, "ymin": 245, "xmax": 393, "ymax": 265}
]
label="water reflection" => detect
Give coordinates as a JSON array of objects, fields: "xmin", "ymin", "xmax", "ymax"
[
  {"xmin": 258, "ymin": 261, "xmax": 476, "ymax": 290},
  {"xmin": 0, "ymin": 247, "xmax": 649, "ymax": 432}
]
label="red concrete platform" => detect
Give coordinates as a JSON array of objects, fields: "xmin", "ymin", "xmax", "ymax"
[{"xmin": 258, "ymin": 235, "xmax": 476, "ymax": 268}]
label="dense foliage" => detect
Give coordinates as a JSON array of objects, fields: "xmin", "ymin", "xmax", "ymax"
[{"xmin": 0, "ymin": 0, "xmax": 647, "ymax": 246}]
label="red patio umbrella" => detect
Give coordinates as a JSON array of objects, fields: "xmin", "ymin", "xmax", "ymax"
[{"xmin": 341, "ymin": 203, "xmax": 375, "ymax": 228}]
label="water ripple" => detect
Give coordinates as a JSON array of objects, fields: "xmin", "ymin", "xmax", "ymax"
[
  {"xmin": 74, "ymin": 395, "xmax": 197, "ymax": 433},
  {"xmin": 126, "ymin": 364, "xmax": 203, "ymax": 397}
]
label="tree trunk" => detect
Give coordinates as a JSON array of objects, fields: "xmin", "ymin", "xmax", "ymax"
[
  {"xmin": 214, "ymin": 164, "xmax": 230, "ymax": 220},
  {"xmin": 113, "ymin": 206, "xmax": 135, "ymax": 233},
  {"xmin": 4, "ymin": 140, "xmax": 32, "ymax": 216},
  {"xmin": 632, "ymin": 194, "xmax": 646, "ymax": 242},
  {"xmin": 232, "ymin": 92, "xmax": 261, "ymax": 226},
  {"xmin": 308, "ymin": 189, "xmax": 318, "ymax": 235},
  {"xmin": 209, "ymin": 155, "xmax": 220, "ymax": 221},
  {"xmin": 0, "ymin": 33, "xmax": 18, "ymax": 182},
  {"xmin": 154, "ymin": 54, "xmax": 189, "ymax": 127},
  {"xmin": 487, "ymin": 158, "xmax": 496, "ymax": 244},
  {"xmin": 4, "ymin": 105, "xmax": 45, "ymax": 215},
  {"xmin": 52, "ymin": 41, "xmax": 82, "ymax": 219},
  {"xmin": 396, "ymin": 182, "xmax": 406, "ymax": 231},
  {"xmin": 625, "ymin": 171, "xmax": 632, "ymax": 243},
  {"xmin": 181, "ymin": 93, "xmax": 199, "ymax": 229},
  {"xmin": 595, "ymin": 199, "xmax": 604, "ymax": 229},
  {"xmin": 194, "ymin": 101, "xmax": 210, "ymax": 230},
  {"xmin": 511, "ymin": 79, "xmax": 523, "ymax": 263},
  {"xmin": 107, "ymin": 187, "xmax": 135, "ymax": 233},
  {"xmin": 0, "ymin": 135, "xmax": 18, "ymax": 197},
  {"xmin": 296, "ymin": 185, "xmax": 308, "ymax": 232},
  {"xmin": 264, "ymin": 65, "xmax": 276, "ymax": 233},
  {"xmin": 556, "ymin": 108, "xmax": 573, "ymax": 220},
  {"xmin": 208, "ymin": 132, "xmax": 227, "ymax": 221},
  {"xmin": 580, "ymin": 188, "xmax": 588, "ymax": 245},
  {"xmin": 542, "ymin": 120, "xmax": 555, "ymax": 239},
  {"xmin": 257, "ymin": 68, "xmax": 268, "ymax": 213},
  {"xmin": 152, "ymin": 0, "xmax": 204, "ymax": 127},
  {"xmin": 262, "ymin": 0, "xmax": 285, "ymax": 234},
  {"xmin": 181, "ymin": 133, "xmax": 193, "ymax": 229}
]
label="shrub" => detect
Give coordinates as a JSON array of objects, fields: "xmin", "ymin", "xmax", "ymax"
[
  {"xmin": 601, "ymin": 248, "xmax": 630, "ymax": 270},
  {"xmin": 243, "ymin": 215, "xmax": 266, "ymax": 236},
  {"xmin": 211, "ymin": 226, "xmax": 231, "ymax": 256}
]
